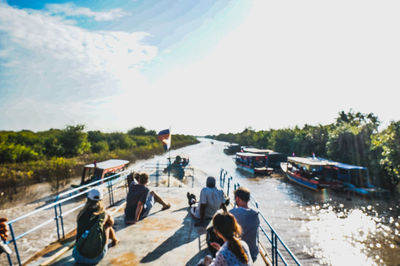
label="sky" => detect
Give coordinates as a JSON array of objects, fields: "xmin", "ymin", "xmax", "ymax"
[{"xmin": 0, "ymin": 0, "xmax": 399, "ymax": 135}]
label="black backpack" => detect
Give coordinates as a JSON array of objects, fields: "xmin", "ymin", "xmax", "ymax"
[
  {"xmin": 76, "ymin": 212, "xmax": 106, "ymax": 259},
  {"xmin": 206, "ymin": 226, "xmax": 224, "ymax": 257}
]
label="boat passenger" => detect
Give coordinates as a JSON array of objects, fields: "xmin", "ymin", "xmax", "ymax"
[
  {"xmin": 124, "ymin": 173, "xmax": 171, "ymax": 225},
  {"xmin": 73, "ymin": 188, "xmax": 119, "ymax": 264},
  {"xmin": 190, "ymin": 176, "xmax": 226, "ymax": 227},
  {"xmin": 199, "ymin": 207, "xmax": 253, "ymax": 266},
  {"xmin": 230, "ymin": 187, "xmax": 259, "ymax": 262}
]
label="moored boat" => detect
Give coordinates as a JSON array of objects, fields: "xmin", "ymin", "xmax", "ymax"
[
  {"xmin": 281, "ymin": 156, "xmax": 386, "ymax": 196},
  {"xmin": 280, "ymin": 157, "xmax": 331, "ymax": 190},
  {"xmin": 323, "ymin": 160, "xmax": 387, "ymax": 196},
  {"xmin": 73, "ymin": 159, "xmax": 130, "ymax": 187},
  {"xmin": 235, "ymin": 152, "xmax": 273, "ymax": 175}
]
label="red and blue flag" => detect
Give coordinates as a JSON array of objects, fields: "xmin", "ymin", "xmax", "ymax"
[{"xmin": 158, "ymin": 129, "xmax": 171, "ymax": 151}]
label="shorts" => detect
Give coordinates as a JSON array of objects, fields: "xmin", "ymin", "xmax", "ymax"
[{"xmin": 140, "ymin": 192, "xmax": 155, "ymax": 219}]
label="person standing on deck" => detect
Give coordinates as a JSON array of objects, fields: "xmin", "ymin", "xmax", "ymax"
[
  {"xmin": 190, "ymin": 176, "xmax": 226, "ymax": 226},
  {"xmin": 124, "ymin": 173, "xmax": 171, "ymax": 224},
  {"xmin": 229, "ymin": 187, "xmax": 260, "ymax": 262}
]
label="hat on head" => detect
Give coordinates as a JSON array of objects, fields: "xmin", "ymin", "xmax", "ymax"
[
  {"xmin": 87, "ymin": 188, "xmax": 103, "ymax": 201},
  {"xmin": 206, "ymin": 176, "xmax": 216, "ymax": 188}
]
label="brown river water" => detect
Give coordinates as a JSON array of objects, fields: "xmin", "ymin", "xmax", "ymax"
[{"xmin": 1, "ymin": 138, "xmax": 400, "ymax": 265}]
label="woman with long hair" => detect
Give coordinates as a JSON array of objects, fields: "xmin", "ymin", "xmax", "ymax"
[
  {"xmin": 202, "ymin": 205, "xmax": 253, "ymax": 266},
  {"xmin": 73, "ymin": 188, "xmax": 119, "ymax": 264}
]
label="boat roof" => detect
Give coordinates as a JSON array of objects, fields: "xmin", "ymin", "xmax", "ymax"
[
  {"xmin": 287, "ymin": 156, "xmax": 331, "ymax": 166},
  {"xmin": 335, "ymin": 162, "xmax": 367, "ymax": 170},
  {"xmin": 242, "ymin": 147, "xmax": 274, "ymax": 154},
  {"xmin": 84, "ymin": 159, "xmax": 129, "ymax": 170},
  {"xmin": 288, "ymin": 156, "xmax": 368, "ymax": 170},
  {"xmin": 236, "ymin": 152, "xmax": 267, "ymax": 157}
]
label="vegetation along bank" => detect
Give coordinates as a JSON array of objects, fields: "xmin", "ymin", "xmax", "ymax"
[
  {"xmin": 0, "ymin": 125, "xmax": 198, "ymax": 204},
  {"xmin": 208, "ymin": 110, "xmax": 400, "ymax": 192}
]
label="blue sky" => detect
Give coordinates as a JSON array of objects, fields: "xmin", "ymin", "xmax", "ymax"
[{"xmin": 1, "ymin": 0, "xmax": 400, "ymax": 135}]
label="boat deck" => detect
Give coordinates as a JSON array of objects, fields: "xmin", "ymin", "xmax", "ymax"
[{"xmin": 29, "ymin": 186, "xmax": 265, "ymax": 265}]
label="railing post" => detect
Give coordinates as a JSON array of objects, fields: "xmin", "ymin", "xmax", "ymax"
[
  {"xmin": 108, "ymin": 181, "xmax": 114, "ymax": 206},
  {"xmin": 54, "ymin": 205, "xmax": 61, "ymax": 241},
  {"xmin": 58, "ymin": 203, "xmax": 65, "ymax": 239},
  {"xmin": 8, "ymin": 224, "xmax": 22, "ymax": 266},
  {"xmin": 165, "ymin": 161, "xmax": 170, "ymax": 188},
  {"xmin": 227, "ymin": 176, "xmax": 232, "ymax": 196},
  {"xmin": 271, "ymin": 231, "xmax": 278, "ymax": 266}
]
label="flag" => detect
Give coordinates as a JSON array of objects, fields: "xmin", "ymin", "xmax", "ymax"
[{"xmin": 158, "ymin": 129, "xmax": 171, "ymax": 151}]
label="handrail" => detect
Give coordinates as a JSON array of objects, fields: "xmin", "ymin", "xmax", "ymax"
[
  {"xmin": 2, "ymin": 161, "xmax": 193, "ymax": 265},
  {"xmin": 220, "ymin": 169, "xmax": 301, "ymax": 266},
  {"xmin": 3, "ymin": 168, "xmax": 131, "ymax": 265}
]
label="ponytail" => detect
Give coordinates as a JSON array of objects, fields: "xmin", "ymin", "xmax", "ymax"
[
  {"xmin": 227, "ymin": 235, "xmax": 248, "ymax": 264},
  {"xmin": 212, "ymin": 211, "xmax": 248, "ymax": 264}
]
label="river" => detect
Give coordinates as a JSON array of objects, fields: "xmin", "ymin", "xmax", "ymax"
[{"xmin": 142, "ymin": 138, "xmax": 400, "ymax": 266}]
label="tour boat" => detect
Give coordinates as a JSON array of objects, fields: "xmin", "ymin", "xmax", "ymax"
[
  {"xmin": 235, "ymin": 152, "xmax": 273, "ymax": 175},
  {"xmin": 281, "ymin": 156, "xmax": 385, "ymax": 195},
  {"xmin": 280, "ymin": 157, "xmax": 344, "ymax": 191},
  {"xmin": 74, "ymin": 159, "xmax": 130, "ymax": 187}
]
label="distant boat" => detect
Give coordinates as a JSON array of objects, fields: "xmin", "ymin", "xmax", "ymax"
[
  {"xmin": 223, "ymin": 143, "xmax": 241, "ymax": 155},
  {"xmin": 241, "ymin": 147, "xmax": 287, "ymax": 170},
  {"xmin": 235, "ymin": 152, "xmax": 273, "ymax": 175},
  {"xmin": 73, "ymin": 159, "xmax": 130, "ymax": 187}
]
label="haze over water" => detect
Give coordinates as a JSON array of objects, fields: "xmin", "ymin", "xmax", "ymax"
[{"xmin": 144, "ymin": 138, "xmax": 400, "ymax": 265}]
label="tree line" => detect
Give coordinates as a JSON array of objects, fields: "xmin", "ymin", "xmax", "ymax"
[
  {"xmin": 208, "ymin": 111, "xmax": 400, "ymax": 191},
  {"xmin": 0, "ymin": 125, "xmax": 198, "ymax": 203}
]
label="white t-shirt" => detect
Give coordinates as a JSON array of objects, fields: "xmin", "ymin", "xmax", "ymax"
[{"xmin": 195, "ymin": 187, "xmax": 225, "ymax": 219}]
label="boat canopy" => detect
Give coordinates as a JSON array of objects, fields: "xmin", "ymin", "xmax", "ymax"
[
  {"xmin": 236, "ymin": 152, "xmax": 267, "ymax": 157},
  {"xmin": 242, "ymin": 148, "xmax": 274, "ymax": 154},
  {"xmin": 333, "ymin": 162, "xmax": 367, "ymax": 171},
  {"xmin": 287, "ymin": 156, "xmax": 332, "ymax": 166},
  {"xmin": 84, "ymin": 159, "xmax": 129, "ymax": 170}
]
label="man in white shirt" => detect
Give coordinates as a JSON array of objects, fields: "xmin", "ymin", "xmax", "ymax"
[{"xmin": 190, "ymin": 176, "xmax": 225, "ymax": 226}]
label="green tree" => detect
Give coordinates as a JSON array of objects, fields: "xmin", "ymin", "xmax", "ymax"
[
  {"xmin": 372, "ymin": 121, "xmax": 400, "ymax": 190},
  {"xmin": 59, "ymin": 125, "xmax": 91, "ymax": 157}
]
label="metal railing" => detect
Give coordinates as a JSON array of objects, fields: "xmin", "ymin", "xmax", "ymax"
[
  {"xmin": 2, "ymin": 160, "xmax": 195, "ymax": 265},
  {"xmin": 219, "ymin": 169, "xmax": 301, "ymax": 266},
  {"xmin": 3, "ymin": 169, "xmax": 131, "ymax": 266}
]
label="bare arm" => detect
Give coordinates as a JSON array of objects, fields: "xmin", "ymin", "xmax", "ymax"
[{"xmin": 134, "ymin": 201, "xmax": 144, "ymax": 223}]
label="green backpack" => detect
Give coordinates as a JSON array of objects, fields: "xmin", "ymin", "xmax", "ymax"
[{"xmin": 76, "ymin": 212, "xmax": 106, "ymax": 259}]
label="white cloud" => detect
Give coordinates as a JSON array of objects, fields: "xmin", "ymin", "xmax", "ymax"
[
  {"xmin": 45, "ymin": 2, "xmax": 127, "ymax": 21},
  {"xmin": 0, "ymin": 3, "xmax": 157, "ymax": 131}
]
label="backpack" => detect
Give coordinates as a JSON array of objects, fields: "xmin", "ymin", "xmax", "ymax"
[
  {"xmin": 76, "ymin": 212, "xmax": 106, "ymax": 259},
  {"xmin": 206, "ymin": 226, "xmax": 224, "ymax": 257}
]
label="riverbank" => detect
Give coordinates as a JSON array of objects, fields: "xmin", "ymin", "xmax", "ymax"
[{"xmin": 0, "ymin": 137, "xmax": 199, "ymax": 207}]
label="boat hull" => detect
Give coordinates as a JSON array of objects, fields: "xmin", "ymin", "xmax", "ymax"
[
  {"xmin": 280, "ymin": 163, "xmax": 320, "ymax": 191},
  {"xmin": 236, "ymin": 163, "xmax": 273, "ymax": 175}
]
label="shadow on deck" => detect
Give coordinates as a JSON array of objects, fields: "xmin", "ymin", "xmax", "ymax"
[{"xmin": 42, "ymin": 187, "xmax": 210, "ymax": 266}]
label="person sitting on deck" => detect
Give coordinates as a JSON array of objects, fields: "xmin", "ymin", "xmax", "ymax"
[
  {"xmin": 73, "ymin": 188, "xmax": 119, "ymax": 265},
  {"xmin": 189, "ymin": 176, "xmax": 226, "ymax": 227},
  {"xmin": 229, "ymin": 187, "xmax": 260, "ymax": 262},
  {"xmin": 198, "ymin": 206, "xmax": 253, "ymax": 266},
  {"xmin": 124, "ymin": 173, "xmax": 171, "ymax": 225}
]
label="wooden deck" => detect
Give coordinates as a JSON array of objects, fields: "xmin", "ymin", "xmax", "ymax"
[{"xmin": 27, "ymin": 186, "xmax": 266, "ymax": 265}]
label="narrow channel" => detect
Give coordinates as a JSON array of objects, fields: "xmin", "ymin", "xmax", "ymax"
[{"xmin": 139, "ymin": 138, "xmax": 400, "ymax": 265}]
